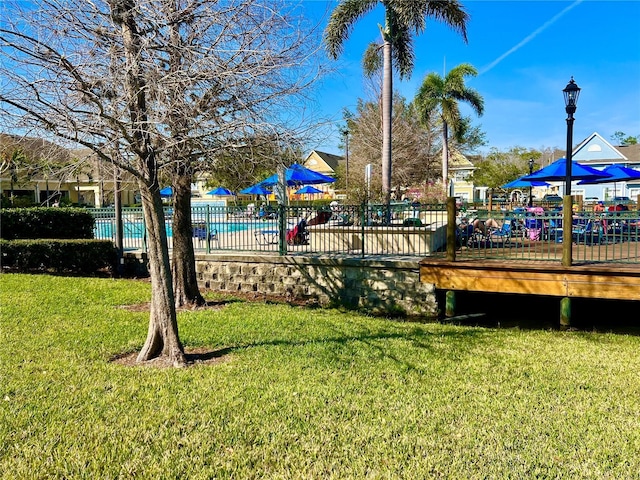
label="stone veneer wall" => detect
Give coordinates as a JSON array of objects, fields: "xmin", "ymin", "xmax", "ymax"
[{"xmin": 195, "ymin": 253, "xmax": 438, "ymax": 317}]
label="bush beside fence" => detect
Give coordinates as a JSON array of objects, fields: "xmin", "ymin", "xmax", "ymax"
[
  {"xmin": 0, "ymin": 239, "xmax": 116, "ymax": 274},
  {"xmin": 0, "ymin": 207, "xmax": 95, "ymax": 240}
]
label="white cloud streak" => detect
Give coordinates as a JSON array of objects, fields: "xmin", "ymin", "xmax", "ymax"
[{"xmin": 479, "ymin": 0, "xmax": 584, "ymax": 75}]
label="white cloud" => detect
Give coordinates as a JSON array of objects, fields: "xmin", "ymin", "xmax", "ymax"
[{"xmin": 479, "ymin": 0, "xmax": 584, "ymax": 75}]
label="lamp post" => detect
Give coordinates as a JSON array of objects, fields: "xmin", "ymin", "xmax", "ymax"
[
  {"xmin": 342, "ymin": 128, "xmax": 350, "ymax": 197},
  {"xmin": 562, "ymin": 77, "xmax": 580, "ymax": 267},
  {"xmin": 528, "ymin": 158, "xmax": 534, "ymax": 207}
]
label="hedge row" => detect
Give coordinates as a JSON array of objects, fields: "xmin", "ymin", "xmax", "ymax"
[
  {"xmin": 0, "ymin": 239, "xmax": 116, "ymax": 274},
  {"xmin": 0, "ymin": 207, "xmax": 95, "ymax": 240}
]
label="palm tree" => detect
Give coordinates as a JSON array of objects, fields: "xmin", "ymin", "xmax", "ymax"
[
  {"xmin": 324, "ymin": 0, "xmax": 469, "ymax": 203},
  {"xmin": 415, "ymin": 63, "xmax": 484, "ymax": 195}
]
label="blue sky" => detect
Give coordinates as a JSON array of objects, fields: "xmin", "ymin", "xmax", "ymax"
[{"xmin": 304, "ymin": 0, "xmax": 640, "ymax": 156}]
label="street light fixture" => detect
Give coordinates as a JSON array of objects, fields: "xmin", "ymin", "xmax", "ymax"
[
  {"xmin": 528, "ymin": 158, "xmax": 534, "ymax": 207},
  {"xmin": 562, "ymin": 77, "xmax": 580, "ymax": 267},
  {"xmin": 563, "ymin": 77, "xmax": 580, "ymax": 197}
]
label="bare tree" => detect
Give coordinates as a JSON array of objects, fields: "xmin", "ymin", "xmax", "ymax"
[
  {"xmin": 344, "ymin": 94, "xmax": 438, "ymax": 203},
  {"xmin": 0, "ymin": 0, "xmax": 326, "ymax": 364},
  {"xmin": 205, "ymin": 135, "xmax": 303, "ymax": 193},
  {"xmin": 140, "ymin": 0, "xmax": 327, "ymax": 308}
]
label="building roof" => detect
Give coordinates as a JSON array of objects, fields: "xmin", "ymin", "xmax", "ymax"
[
  {"xmin": 449, "ymin": 150, "xmax": 476, "ymax": 170},
  {"xmin": 303, "ymin": 150, "xmax": 343, "ymax": 175},
  {"xmin": 617, "ymin": 144, "xmax": 640, "ymax": 162},
  {"xmin": 573, "ymin": 132, "xmax": 640, "ymax": 165},
  {"xmin": 0, "ymin": 133, "xmax": 70, "ymax": 163}
]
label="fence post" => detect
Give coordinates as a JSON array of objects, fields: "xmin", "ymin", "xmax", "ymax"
[
  {"xmin": 446, "ymin": 197, "xmax": 457, "ymax": 261},
  {"xmin": 205, "ymin": 205, "xmax": 211, "ymax": 254},
  {"xmin": 278, "ymin": 204, "xmax": 287, "ymax": 255},
  {"xmin": 361, "ymin": 203, "xmax": 366, "ymax": 259}
]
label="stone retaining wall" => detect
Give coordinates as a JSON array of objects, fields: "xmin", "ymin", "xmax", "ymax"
[{"xmin": 195, "ymin": 253, "xmax": 438, "ymax": 317}]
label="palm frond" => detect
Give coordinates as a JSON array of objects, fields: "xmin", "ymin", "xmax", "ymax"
[
  {"xmin": 362, "ymin": 42, "xmax": 383, "ymax": 77},
  {"xmin": 324, "ymin": 0, "xmax": 378, "ymax": 59},
  {"xmin": 423, "ymin": 0, "xmax": 469, "ymax": 42},
  {"xmin": 390, "ymin": 26, "xmax": 414, "ymax": 77}
]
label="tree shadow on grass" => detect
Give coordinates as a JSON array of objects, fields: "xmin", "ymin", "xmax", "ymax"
[
  {"xmin": 110, "ymin": 346, "xmax": 235, "ymax": 368},
  {"xmin": 111, "ymin": 326, "xmax": 489, "ymax": 371}
]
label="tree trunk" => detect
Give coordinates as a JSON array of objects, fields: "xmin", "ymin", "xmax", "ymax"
[
  {"xmin": 110, "ymin": 0, "xmax": 184, "ymax": 365},
  {"xmin": 381, "ymin": 39, "xmax": 393, "ymax": 206},
  {"xmin": 136, "ymin": 184, "xmax": 185, "ymax": 366},
  {"xmin": 442, "ymin": 121, "xmax": 449, "ymax": 196},
  {"xmin": 172, "ymin": 173, "xmax": 205, "ymax": 308}
]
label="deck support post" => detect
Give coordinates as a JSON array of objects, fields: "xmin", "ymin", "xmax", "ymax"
[
  {"xmin": 560, "ymin": 297, "xmax": 571, "ymax": 329},
  {"xmin": 445, "ymin": 290, "xmax": 456, "ymax": 318}
]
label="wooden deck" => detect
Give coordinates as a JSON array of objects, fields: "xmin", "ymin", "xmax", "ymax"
[{"xmin": 419, "ymin": 257, "xmax": 640, "ymax": 301}]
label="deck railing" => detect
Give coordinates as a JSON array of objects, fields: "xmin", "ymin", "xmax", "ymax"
[{"xmin": 448, "ymin": 207, "xmax": 640, "ymax": 264}]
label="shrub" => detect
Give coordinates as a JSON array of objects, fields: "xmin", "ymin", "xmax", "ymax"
[
  {"xmin": 0, "ymin": 239, "xmax": 116, "ymax": 274},
  {"xmin": 0, "ymin": 207, "xmax": 95, "ymax": 240}
]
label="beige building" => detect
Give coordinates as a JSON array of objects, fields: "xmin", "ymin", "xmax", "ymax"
[
  {"xmin": 449, "ymin": 150, "xmax": 485, "ymax": 203},
  {"xmin": 0, "ymin": 135, "xmax": 138, "ymax": 207},
  {"xmin": 301, "ymin": 150, "xmax": 341, "ymax": 198},
  {"xmin": 302, "ymin": 150, "xmax": 342, "ymax": 176}
]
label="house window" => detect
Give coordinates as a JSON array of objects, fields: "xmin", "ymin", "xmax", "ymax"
[{"xmin": 454, "ymin": 170, "xmax": 470, "ymax": 181}]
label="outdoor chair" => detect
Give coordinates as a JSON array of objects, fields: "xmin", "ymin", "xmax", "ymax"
[
  {"xmin": 487, "ymin": 220, "xmax": 512, "ymax": 247},
  {"xmin": 509, "ymin": 218, "xmax": 527, "ymax": 239},
  {"xmin": 245, "ymin": 203, "xmax": 256, "ymax": 218},
  {"xmin": 258, "ymin": 204, "xmax": 278, "ymax": 220},
  {"xmin": 546, "ymin": 217, "xmax": 563, "ymax": 242},
  {"xmin": 525, "ymin": 217, "xmax": 544, "ymax": 241},
  {"xmin": 192, "ymin": 224, "xmax": 219, "ymax": 248},
  {"xmin": 572, "ymin": 220, "xmax": 602, "ymax": 245},
  {"xmin": 286, "ymin": 218, "xmax": 309, "ymax": 246},
  {"xmin": 456, "ymin": 221, "xmax": 474, "ymax": 248},
  {"xmin": 465, "ymin": 225, "xmax": 493, "ymax": 249},
  {"xmin": 255, "ymin": 229, "xmax": 279, "ymax": 245},
  {"xmin": 604, "ymin": 217, "xmax": 629, "ymax": 243}
]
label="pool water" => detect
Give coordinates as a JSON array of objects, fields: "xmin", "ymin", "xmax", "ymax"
[{"xmin": 94, "ymin": 219, "xmax": 276, "ymax": 239}]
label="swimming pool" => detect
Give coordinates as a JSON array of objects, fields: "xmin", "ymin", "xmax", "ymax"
[
  {"xmin": 94, "ymin": 218, "xmax": 276, "ymax": 239},
  {"xmin": 90, "ymin": 206, "xmax": 290, "ymax": 251}
]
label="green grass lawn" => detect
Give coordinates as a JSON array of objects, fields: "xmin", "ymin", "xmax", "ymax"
[{"xmin": 1, "ymin": 273, "xmax": 639, "ymax": 479}]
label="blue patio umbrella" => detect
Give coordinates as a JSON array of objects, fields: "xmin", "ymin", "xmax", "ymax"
[
  {"xmin": 295, "ymin": 185, "xmax": 323, "ymax": 194},
  {"xmin": 502, "ymin": 178, "xmax": 550, "ymax": 189},
  {"xmin": 240, "ymin": 184, "xmax": 272, "ymax": 195},
  {"xmin": 259, "ymin": 163, "xmax": 336, "ymax": 187},
  {"xmin": 159, "ymin": 186, "xmax": 173, "ymax": 197},
  {"xmin": 206, "ymin": 186, "xmax": 235, "ymax": 196},
  {"xmin": 520, "ymin": 158, "xmax": 613, "ymax": 182},
  {"xmin": 577, "ymin": 164, "xmax": 640, "ymax": 184}
]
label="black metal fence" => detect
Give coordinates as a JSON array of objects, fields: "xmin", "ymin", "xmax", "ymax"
[
  {"xmin": 90, "ymin": 202, "xmax": 640, "ymax": 264},
  {"xmin": 91, "ymin": 203, "xmax": 448, "ymax": 258}
]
